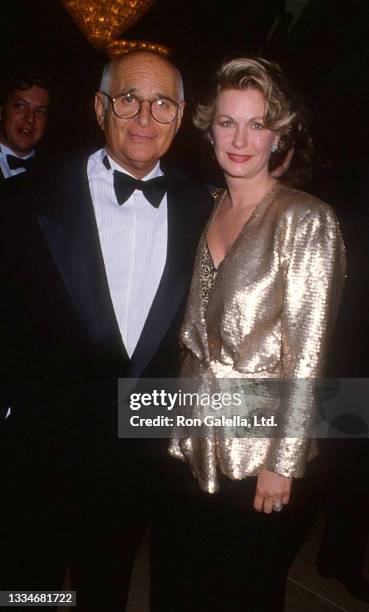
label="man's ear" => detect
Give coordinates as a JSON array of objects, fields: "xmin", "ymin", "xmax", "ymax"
[
  {"xmin": 174, "ymin": 101, "xmax": 185, "ymax": 134},
  {"xmin": 94, "ymin": 93, "xmax": 106, "ymax": 130}
]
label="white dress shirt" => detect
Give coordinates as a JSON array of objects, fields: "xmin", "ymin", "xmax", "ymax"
[
  {"xmin": 0, "ymin": 142, "xmax": 35, "ymax": 179},
  {"xmin": 87, "ymin": 148, "xmax": 168, "ymax": 358}
]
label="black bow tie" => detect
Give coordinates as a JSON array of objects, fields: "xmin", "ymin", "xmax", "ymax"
[
  {"xmin": 103, "ymin": 155, "xmax": 167, "ymax": 208},
  {"xmin": 7, "ymin": 154, "xmax": 33, "ymax": 171}
]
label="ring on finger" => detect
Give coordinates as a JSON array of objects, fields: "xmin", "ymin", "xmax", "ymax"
[{"xmin": 272, "ymin": 501, "xmax": 283, "ymax": 512}]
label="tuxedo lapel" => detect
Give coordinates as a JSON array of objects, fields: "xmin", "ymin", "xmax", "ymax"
[
  {"xmin": 37, "ymin": 158, "xmax": 128, "ymax": 363},
  {"xmin": 128, "ymin": 174, "xmax": 192, "ymax": 377}
]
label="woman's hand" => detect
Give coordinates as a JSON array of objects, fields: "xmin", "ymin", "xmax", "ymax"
[{"xmin": 253, "ymin": 468, "xmax": 293, "ymax": 513}]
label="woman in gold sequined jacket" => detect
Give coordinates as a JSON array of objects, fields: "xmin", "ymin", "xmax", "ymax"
[{"xmin": 169, "ymin": 58, "xmax": 346, "ymax": 611}]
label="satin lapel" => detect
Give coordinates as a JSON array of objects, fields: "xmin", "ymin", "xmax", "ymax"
[
  {"xmin": 128, "ymin": 178, "xmax": 191, "ymax": 377},
  {"xmin": 37, "ymin": 159, "xmax": 128, "ymax": 362}
]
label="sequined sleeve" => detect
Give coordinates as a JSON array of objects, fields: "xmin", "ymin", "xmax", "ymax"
[{"xmin": 264, "ymin": 206, "xmax": 346, "ymax": 476}]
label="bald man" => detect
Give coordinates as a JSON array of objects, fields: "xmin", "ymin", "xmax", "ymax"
[{"xmin": 0, "ymin": 51, "xmax": 212, "ymax": 610}]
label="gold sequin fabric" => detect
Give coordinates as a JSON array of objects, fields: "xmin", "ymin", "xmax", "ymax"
[
  {"xmin": 199, "ymin": 242, "xmax": 217, "ymax": 312},
  {"xmin": 169, "ymin": 184, "xmax": 346, "ymax": 493}
]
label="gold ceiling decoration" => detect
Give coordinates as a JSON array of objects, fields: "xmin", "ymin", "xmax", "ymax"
[
  {"xmin": 60, "ymin": 0, "xmax": 170, "ymax": 57},
  {"xmin": 106, "ymin": 39, "xmax": 171, "ymax": 58}
]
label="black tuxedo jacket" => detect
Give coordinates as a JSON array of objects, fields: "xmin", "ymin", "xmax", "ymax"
[{"xmin": 0, "ymin": 154, "xmax": 212, "ymax": 438}]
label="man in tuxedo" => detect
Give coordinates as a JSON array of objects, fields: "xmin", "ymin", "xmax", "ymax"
[
  {"xmin": 0, "ymin": 70, "xmax": 50, "ymax": 180},
  {"xmin": 0, "ymin": 51, "xmax": 211, "ymax": 611}
]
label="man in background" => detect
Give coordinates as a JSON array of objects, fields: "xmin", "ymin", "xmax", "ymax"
[{"xmin": 0, "ymin": 70, "xmax": 50, "ymax": 180}]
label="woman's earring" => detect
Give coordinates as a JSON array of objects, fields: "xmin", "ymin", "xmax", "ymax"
[
  {"xmin": 210, "ymin": 137, "xmax": 215, "ymax": 146},
  {"xmin": 271, "ymin": 141, "xmax": 278, "ymax": 153}
]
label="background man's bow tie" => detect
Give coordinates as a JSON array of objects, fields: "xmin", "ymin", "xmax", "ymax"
[
  {"xmin": 103, "ymin": 155, "xmax": 167, "ymax": 208},
  {"xmin": 7, "ymin": 154, "xmax": 33, "ymax": 171}
]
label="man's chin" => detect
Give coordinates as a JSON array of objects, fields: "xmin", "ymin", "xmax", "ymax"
[
  {"xmin": 126, "ymin": 144, "xmax": 158, "ymax": 162},
  {"xmin": 108, "ymin": 149, "xmax": 158, "ymax": 174},
  {"xmin": 9, "ymin": 141, "xmax": 36, "ymax": 157}
]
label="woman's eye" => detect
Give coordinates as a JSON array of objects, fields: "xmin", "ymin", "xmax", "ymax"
[
  {"xmin": 220, "ymin": 120, "xmax": 232, "ymax": 127},
  {"xmin": 251, "ymin": 122, "xmax": 264, "ymax": 130}
]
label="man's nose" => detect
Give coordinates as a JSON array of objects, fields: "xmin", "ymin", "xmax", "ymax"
[
  {"xmin": 135, "ymin": 100, "xmax": 152, "ymax": 127},
  {"xmin": 24, "ymin": 108, "xmax": 36, "ymax": 124}
]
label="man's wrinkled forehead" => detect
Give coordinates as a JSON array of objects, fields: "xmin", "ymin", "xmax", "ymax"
[{"xmin": 110, "ymin": 52, "xmax": 182, "ymax": 100}]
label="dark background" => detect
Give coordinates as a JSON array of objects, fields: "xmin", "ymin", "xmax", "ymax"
[{"xmin": 1, "ymin": 0, "xmax": 368, "ymax": 183}]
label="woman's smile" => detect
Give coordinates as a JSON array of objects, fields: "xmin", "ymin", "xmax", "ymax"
[{"xmin": 227, "ymin": 153, "xmax": 253, "ymax": 163}]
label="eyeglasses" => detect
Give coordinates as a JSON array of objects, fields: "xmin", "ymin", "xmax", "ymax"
[{"xmin": 100, "ymin": 91, "xmax": 180, "ymax": 124}]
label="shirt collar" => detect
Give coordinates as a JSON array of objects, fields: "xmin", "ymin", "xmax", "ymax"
[
  {"xmin": 102, "ymin": 149, "xmax": 163, "ymax": 180},
  {"xmin": 0, "ymin": 142, "xmax": 35, "ymax": 163}
]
